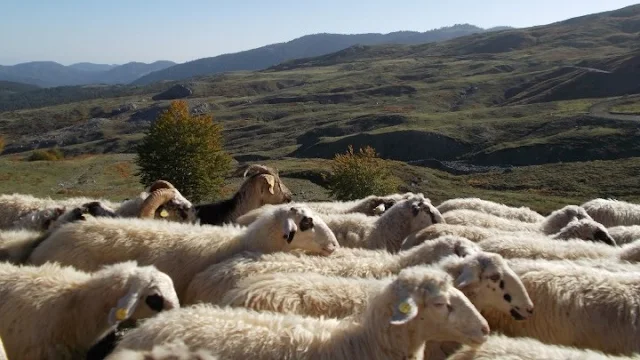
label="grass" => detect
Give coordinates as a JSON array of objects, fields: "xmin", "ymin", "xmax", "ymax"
[
  {"xmin": 611, "ymin": 99, "xmax": 640, "ymax": 114},
  {"xmin": 3, "ymin": 152, "xmax": 640, "ymax": 215},
  {"xmin": 1, "ymin": 6, "xmax": 640, "ymax": 209}
]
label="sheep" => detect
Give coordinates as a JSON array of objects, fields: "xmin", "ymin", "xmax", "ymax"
[
  {"xmin": 301, "ymin": 192, "xmax": 420, "ymax": 216},
  {"xmin": 184, "ymin": 235, "xmax": 480, "ymax": 305},
  {"xmin": 437, "ymin": 197, "xmax": 545, "ymax": 223},
  {"xmin": 402, "ymin": 217, "xmax": 616, "ymax": 250},
  {"xmin": 243, "ymin": 196, "xmax": 443, "ymax": 252},
  {"xmin": 446, "ymin": 334, "xmax": 640, "ymax": 360},
  {"xmin": 112, "ymin": 266, "xmax": 490, "ymax": 360},
  {"xmin": 0, "ymin": 260, "xmax": 179, "ymax": 360},
  {"xmin": 477, "ymin": 235, "xmax": 640, "ymax": 262},
  {"xmin": 29, "ymin": 205, "xmax": 339, "ymax": 301},
  {"xmin": 1, "ymin": 180, "xmax": 196, "ymax": 231},
  {"xmin": 582, "ymin": 198, "xmax": 640, "ymax": 227},
  {"xmin": 442, "ymin": 205, "xmax": 592, "ymax": 234},
  {"xmin": 218, "ymin": 251, "xmax": 533, "ymax": 322},
  {"xmin": 322, "ymin": 196, "xmax": 443, "ymax": 252},
  {"xmin": 478, "ymin": 259, "xmax": 640, "ymax": 355},
  {"xmin": 607, "ymin": 225, "xmax": 640, "ymax": 245},
  {"xmin": 193, "ymin": 164, "xmax": 292, "ymax": 226},
  {"xmin": 0, "ymin": 336, "xmax": 6, "ymax": 360},
  {"xmin": 107, "ymin": 341, "xmax": 220, "ymax": 360},
  {"xmin": 0, "ymin": 203, "xmax": 110, "ymax": 264}
]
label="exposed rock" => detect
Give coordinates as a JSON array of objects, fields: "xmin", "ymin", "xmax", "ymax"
[{"xmin": 152, "ymin": 84, "xmax": 193, "ymax": 100}]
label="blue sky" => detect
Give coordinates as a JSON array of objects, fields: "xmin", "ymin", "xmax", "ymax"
[{"xmin": 1, "ymin": 0, "xmax": 638, "ymax": 65}]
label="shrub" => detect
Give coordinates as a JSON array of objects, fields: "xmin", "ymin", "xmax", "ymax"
[
  {"xmin": 327, "ymin": 145, "xmax": 399, "ymax": 201},
  {"xmin": 27, "ymin": 148, "xmax": 65, "ymax": 162},
  {"xmin": 0, "ymin": 135, "xmax": 5, "ymax": 154},
  {"xmin": 135, "ymin": 100, "xmax": 232, "ymax": 202}
]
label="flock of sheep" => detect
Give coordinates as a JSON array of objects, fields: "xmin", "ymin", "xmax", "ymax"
[{"xmin": 1, "ymin": 163, "xmax": 640, "ymax": 359}]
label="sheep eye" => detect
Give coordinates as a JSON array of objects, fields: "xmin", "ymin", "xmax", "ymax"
[
  {"xmin": 145, "ymin": 294, "xmax": 164, "ymax": 312},
  {"xmin": 299, "ymin": 216, "xmax": 314, "ymax": 231},
  {"xmin": 489, "ymin": 274, "xmax": 500, "ymax": 282}
]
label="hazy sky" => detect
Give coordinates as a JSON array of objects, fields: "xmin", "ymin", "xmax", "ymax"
[{"xmin": 1, "ymin": 0, "xmax": 637, "ymax": 65}]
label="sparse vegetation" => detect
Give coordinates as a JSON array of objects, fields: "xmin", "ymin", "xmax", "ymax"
[
  {"xmin": 27, "ymin": 148, "xmax": 65, "ymax": 162},
  {"xmin": 327, "ymin": 145, "xmax": 399, "ymax": 200},
  {"xmin": 135, "ymin": 100, "xmax": 232, "ymax": 202}
]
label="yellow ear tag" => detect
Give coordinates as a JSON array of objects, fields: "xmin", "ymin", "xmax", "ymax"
[
  {"xmin": 115, "ymin": 308, "xmax": 128, "ymax": 321},
  {"xmin": 398, "ymin": 301, "xmax": 412, "ymax": 314},
  {"xmin": 160, "ymin": 209, "xmax": 169, "ymax": 218}
]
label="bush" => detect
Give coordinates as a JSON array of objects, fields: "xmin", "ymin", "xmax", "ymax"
[
  {"xmin": 135, "ymin": 100, "xmax": 233, "ymax": 203},
  {"xmin": 27, "ymin": 147, "xmax": 65, "ymax": 161},
  {"xmin": 327, "ymin": 145, "xmax": 399, "ymax": 201},
  {"xmin": 0, "ymin": 135, "xmax": 5, "ymax": 154}
]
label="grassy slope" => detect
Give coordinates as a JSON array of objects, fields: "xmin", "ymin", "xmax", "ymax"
[
  {"xmin": 1, "ymin": 4, "xmax": 640, "ymax": 213},
  {"xmin": 3, "ymin": 153, "xmax": 640, "ymax": 215}
]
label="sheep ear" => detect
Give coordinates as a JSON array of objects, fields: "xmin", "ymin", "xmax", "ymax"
[
  {"xmin": 373, "ymin": 203, "xmax": 386, "ymax": 215},
  {"xmin": 282, "ymin": 217, "xmax": 298, "ymax": 243},
  {"xmin": 262, "ymin": 175, "xmax": 276, "ymax": 195},
  {"xmin": 454, "ymin": 264, "xmax": 477, "ymax": 289},
  {"xmin": 390, "ymin": 295, "xmax": 418, "ymax": 325},
  {"xmin": 108, "ymin": 280, "xmax": 142, "ymax": 326}
]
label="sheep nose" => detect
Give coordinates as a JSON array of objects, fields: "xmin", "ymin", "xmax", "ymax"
[
  {"xmin": 481, "ymin": 325, "xmax": 490, "ymax": 336},
  {"xmin": 527, "ymin": 307, "xmax": 534, "ymax": 314}
]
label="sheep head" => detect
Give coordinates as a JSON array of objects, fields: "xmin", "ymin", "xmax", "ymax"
[
  {"xmin": 387, "ymin": 266, "xmax": 489, "ymax": 346},
  {"xmin": 139, "ymin": 180, "xmax": 196, "ymax": 223},
  {"xmin": 257, "ymin": 205, "xmax": 339, "ymax": 256},
  {"xmin": 449, "ymin": 252, "xmax": 534, "ymax": 321},
  {"xmin": 236, "ymin": 164, "xmax": 293, "ymax": 206}
]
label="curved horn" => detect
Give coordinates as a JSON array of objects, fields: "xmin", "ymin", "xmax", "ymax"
[
  {"xmin": 139, "ymin": 189, "xmax": 177, "ymax": 218},
  {"xmin": 148, "ymin": 180, "xmax": 176, "ymax": 192},
  {"xmin": 243, "ymin": 164, "xmax": 276, "ymax": 178}
]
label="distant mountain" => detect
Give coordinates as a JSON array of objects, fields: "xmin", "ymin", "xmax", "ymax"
[
  {"xmin": 93, "ymin": 61, "xmax": 176, "ymax": 84},
  {"xmin": 0, "ymin": 60, "xmax": 176, "ymax": 87},
  {"xmin": 132, "ymin": 24, "xmax": 512, "ymax": 85},
  {"xmin": 0, "ymin": 80, "xmax": 40, "ymax": 95},
  {"xmin": 68, "ymin": 62, "xmax": 118, "ymax": 72}
]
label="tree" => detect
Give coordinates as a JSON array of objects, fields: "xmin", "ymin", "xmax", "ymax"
[
  {"xmin": 135, "ymin": 100, "xmax": 232, "ymax": 202},
  {"xmin": 327, "ymin": 145, "xmax": 399, "ymax": 201}
]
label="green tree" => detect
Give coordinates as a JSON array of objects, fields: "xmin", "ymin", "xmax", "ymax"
[
  {"xmin": 327, "ymin": 145, "xmax": 399, "ymax": 201},
  {"xmin": 135, "ymin": 100, "xmax": 232, "ymax": 202}
]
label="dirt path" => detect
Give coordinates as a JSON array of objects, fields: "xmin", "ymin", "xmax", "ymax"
[{"xmin": 589, "ymin": 95, "xmax": 640, "ymax": 122}]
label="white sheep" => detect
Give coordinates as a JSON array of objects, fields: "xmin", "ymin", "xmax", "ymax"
[
  {"xmin": 184, "ymin": 235, "xmax": 480, "ymax": 305},
  {"xmin": 323, "ymin": 196, "xmax": 443, "ymax": 252},
  {"xmin": 301, "ymin": 192, "xmax": 421, "ymax": 216},
  {"xmin": 107, "ymin": 341, "xmax": 220, "ymax": 360},
  {"xmin": 477, "ymin": 235, "xmax": 640, "ymax": 262},
  {"xmin": 442, "ymin": 205, "xmax": 592, "ymax": 234},
  {"xmin": 582, "ymin": 198, "xmax": 640, "ymax": 227},
  {"xmin": 1, "ymin": 180, "xmax": 196, "ymax": 232},
  {"xmin": 402, "ymin": 217, "xmax": 616, "ymax": 250},
  {"xmin": 112, "ymin": 266, "xmax": 490, "ymax": 360},
  {"xmin": 0, "ymin": 336, "xmax": 6, "ymax": 360},
  {"xmin": 607, "ymin": 225, "xmax": 640, "ymax": 245},
  {"xmin": 437, "ymin": 197, "xmax": 545, "ymax": 223},
  {"xmin": 29, "ymin": 205, "xmax": 339, "ymax": 301},
  {"xmin": 447, "ymin": 334, "xmax": 637, "ymax": 360},
  {"xmin": 0, "ymin": 260, "xmax": 179, "ymax": 360},
  {"xmin": 219, "ymin": 251, "xmax": 533, "ymax": 322},
  {"xmin": 478, "ymin": 259, "xmax": 640, "ymax": 355}
]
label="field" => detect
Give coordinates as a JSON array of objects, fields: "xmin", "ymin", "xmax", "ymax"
[
  {"xmin": 1, "ymin": 5, "xmax": 640, "ymax": 212},
  {"xmin": 4, "ymin": 153, "xmax": 640, "ymax": 215}
]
